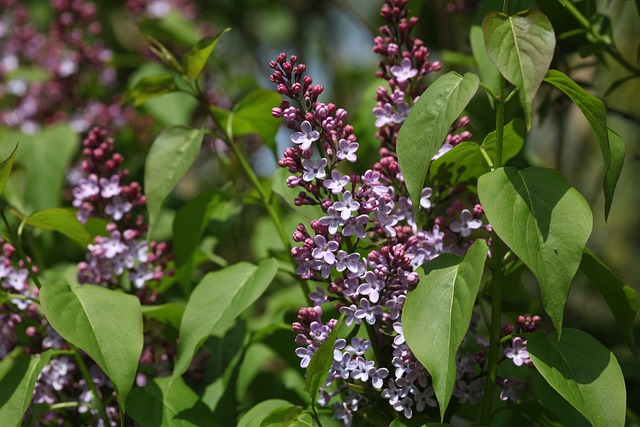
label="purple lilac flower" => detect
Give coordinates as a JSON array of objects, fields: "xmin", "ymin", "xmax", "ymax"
[{"xmin": 505, "ymin": 337, "xmax": 530, "ymax": 367}]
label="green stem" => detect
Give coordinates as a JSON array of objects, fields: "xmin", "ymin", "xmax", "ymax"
[
  {"xmin": 71, "ymin": 346, "xmax": 111, "ymax": 426},
  {"xmin": 48, "ymin": 401, "xmax": 87, "ymax": 411},
  {"xmin": 191, "ymin": 81, "xmax": 313, "ymax": 304},
  {"xmin": 478, "ymin": 82, "xmax": 497, "ymax": 100},
  {"xmin": 557, "ymin": 0, "xmax": 640, "ymax": 76},
  {"xmin": 480, "ymin": 70, "xmax": 507, "ymax": 424}
]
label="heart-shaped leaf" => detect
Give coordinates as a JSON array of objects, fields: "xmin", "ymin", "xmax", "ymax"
[
  {"xmin": 403, "ymin": 240, "xmax": 488, "ymax": 420},
  {"xmin": 580, "ymin": 249, "xmax": 638, "ymax": 354},
  {"xmin": 544, "ymin": 70, "xmax": 625, "ymax": 220},
  {"xmin": 397, "ymin": 71, "xmax": 479, "ymax": 218},
  {"xmin": 478, "ymin": 167, "xmax": 592, "ymax": 333},
  {"xmin": 528, "ymin": 329, "xmax": 626, "ymax": 427},
  {"xmin": 0, "ymin": 351, "xmax": 53, "ymax": 427},
  {"xmin": 40, "ymin": 282, "xmax": 143, "ymax": 406},
  {"xmin": 483, "ymin": 8, "xmax": 555, "ymax": 129},
  {"xmin": 145, "ymin": 126, "xmax": 204, "ymax": 235},
  {"xmin": 172, "ymin": 258, "xmax": 278, "ymax": 379}
]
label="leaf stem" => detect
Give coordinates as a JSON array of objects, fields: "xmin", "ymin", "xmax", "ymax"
[
  {"xmin": 556, "ymin": 0, "xmax": 640, "ymax": 76},
  {"xmin": 190, "ymin": 81, "xmax": 313, "ymax": 304},
  {"xmin": 480, "ymin": 70, "xmax": 507, "ymax": 424},
  {"xmin": 478, "ymin": 82, "xmax": 497, "ymax": 100}
]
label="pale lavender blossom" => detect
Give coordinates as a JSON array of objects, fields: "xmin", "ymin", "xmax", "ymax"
[
  {"xmin": 336, "ymin": 139, "xmax": 358, "ymax": 162},
  {"xmin": 99, "ymin": 175, "xmax": 121, "ymax": 198},
  {"xmin": 505, "ymin": 337, "xmax": 530, "ymax": 367},
  {"xmin": 342, "ymin": 215, "xmax": 369, "ymax": 239},
  {"xmin": 319, "ymin": 207, "xmax": 346, "ymax": 235},
  {"xmin": 333, "ymin": 191, "xmax": 360, "ymax": 220},
  {"xmin": 312, "ymin": 235, "xmax": 339, "ymax": 264},
  {"xmin": 323, "ymin": 170, "xmax": 350, "ymax": 194},
  {"xmin": 420, "ymin": 187, "xmax": 433, "ymax": 209},
  {"xmin": 373, "ymin": 103, "xmax": 395, "ymax": 127},
  {"xmin": 390, "ymin": 58, "xmax": 418, "ymax": 83},
  {"xmin": 290, "ymin": 120, "xmax": 320, "ymax": 150},
  {"xmin": 302, "ymin": 158, "xmax": 328, "ymax": 182},
  {"xmin": 450, "ymin": 209, "xmax": 483, "ymax": 237},
  {"xmin": 354, "ymin": 298, "xmax": 382, "ymax": 325}
]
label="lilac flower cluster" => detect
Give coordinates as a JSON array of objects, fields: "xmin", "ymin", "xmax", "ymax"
[
  {"xmin": 270, "ymin": 2, "xmax": 493, "ymax": 422},
  {"xmin": 0, "ymin": 240, "xmax": 120, "ymax": 426},
  {"xmin": 72, "ymin": 128, "xmax": 171, "ymax": 292},
  {"xmin": 0, "ymin": 0, "xmax": 134, "ymax": 134}
]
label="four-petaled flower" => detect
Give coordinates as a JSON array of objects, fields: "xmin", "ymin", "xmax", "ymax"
[
  {"xmin": 323, "ymin": 170, "xmax": 350, "ymax": 194},
  {"xmin": 450, "ymin": 209, "xmax": 482, "ymax": 237},
  {"xmin": 290, "ymin": 120, "xmax": 320, "ymax": 150},
  {"xmin": 336, "ymin": 138, "xmax": 358, "ymax": 162},
  {"xmin": 333, "ymin": 191, "xmax": 360, "ymax": 220},
  {"xmin": 505, "ymin": 337, "xmax": 530, "ymax": 367},
  {"xmin": 302, "ymin": 158, "xmax": 328, "ymax": 182},
  {"xmin": 390, "ymin": 58, "xmax": 418, "ymax": 83},
  {"xmin": 312, "ymin": 235, "xmax": 339, "ymax": 264}
]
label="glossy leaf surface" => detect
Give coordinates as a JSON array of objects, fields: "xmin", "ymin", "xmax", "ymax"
[
  {"xmin": 403, "ymin": 240, "xmax": 488, "ymax": 419},
  {"xmin": 0, "ymin": 351, "xmax": 53, "ymax": 427},
  {"xmin": 544, "ymin": 70, "xmax": 625, "ymax": 220},
  {"xmin": 580, "ymin": 248, "xmax": 638, "ymax": 354},
  {"xmin": 0, "ymin": 145, "xmax": 17, "ymax": 196},
  {"xmin": 478, "ymin": 167, "xmax": 592, "ymax": 333},
  {"xmin": 127, "ymin": 376, "xmax": 212, "ymax": 427},
  {"xmin": 483, "ymin": 8, "xmax": 555, "ymax": 129},
  {"xmin": 26, "ymin": 208, "xmax": 90, "ymax": 247},
  {"xmin": 183, "ymin": 28, "xmax": 230, "ymax": 79},
  {"xmin": 173, "ymin": 259, "xmax": 278, "ymax": 379},
  {"xmin": 397, "ymin": 71, "xmax": 479, "ymax": 217},
  {"xmin": 145, "ymin": 126, "xmax": 204, "ymax": 234},
  {"xmin": 528, "ymin": 329, "xmax": 626, "ymax": 427},
  {"xmin": 40, "ymin": 282, "xmax": 143, "ymax": 405}
]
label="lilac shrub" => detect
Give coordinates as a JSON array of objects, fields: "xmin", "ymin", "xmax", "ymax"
[
  {"xmin": 0, "ymin": 0, "xmax": 134, "ymax": 134},
  {"xmin": 271, "ymin": 0, "xmax": 543, "ymax": 423}
]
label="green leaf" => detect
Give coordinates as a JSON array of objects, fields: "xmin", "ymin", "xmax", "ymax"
[
  {"xmin": 15, "ymin": 124, "xmax": 78, "ymax": 210},
  {"xmin": 528, "ymin": 329, "xmax": 626, "ymax": 427},
  {"xmin": 127, "ymin": 376, "xmax": 213, "ymax": 427},
  {"xmin": 260, "ymin": 404, "xmax": 303, "ymax": 426},
  {"xmin": 580, "ymin": 249, "xmax": 638, "ymax": 354},
  {"xmin": 470, "ymin": 3, "xmax": 500, "ymax": 94},
  {"xmin": 145, "ymin": 126, "xmax": 204, "ymax": 235},
  {"xmin": 0, "ymin": 145, "xmax": 18, "ymax": 196},
  {"xmin": 483, "ymin": 8, "xmax": 555, "ymax": 129},
  {"xmin": 173, "ymin": 259, "xmax": 278, "ymax": 379},
  {"xmin": 478, "ymin": 167, "xmax": 592, "ymax": 333},
  {"xmin": 397, "ymin": 71, "xmax": 479, "ymax": 217},
  {"xmin": 141, "ymin": 303, "xmax": 185, "ymax": 330},
  {"xmin": 429, "ymin": 141, "xmax": 488, "ymax": 187},
  {"xmin": 184, "ymin": 28, "xmax": 230, "ymax": 80},
  {"xmin": 25, "ymin": 208, "xmax": 90, "ymax": 247},
  {"xmin": 543, "ymin": 70, "xmax": 625, "ymax": 220},
  {"xmin": 304, "ymin": 316, "xmax": 344, "ymax": 413},
  {"xmin": 237, "ymin": 400, "xmax": 293, "ymax": 427},
  {"xmin": 0, "ymin": 351, "xmax": 53, "ymax": 427},
  {"xmin": 403, "ymin": 240, "xmax": 488, "ymax": 420},
  {"xmin": 211, "ymin": 90, "xmax": 282, "ymax": 156},
  {"xmin": 40, "ymin": 282, "xmax": 143, "ymax": 407},
  {"xmin": 481, "ymin": 118, "xmax": 526, "ymax": 165},
  {"xmin": 144, "ymin": 36, "xmax": 184, "ymax": 73},
  {"xmin": 173, "ymin": 189, "xmax": 227, "ymax": 293},
  {"xmin": 127, "ymin": 73, "xmax": 177, "ymax": 106}
]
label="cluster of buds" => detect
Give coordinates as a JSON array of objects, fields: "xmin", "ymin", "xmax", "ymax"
[
  {"xmin": 266, "ymin": 0, "xmax": 548, "ymax": 424},
  {"xmin": 71, "ymin": 127, "xmax": 172, "ymax": 292},
  {"xmin": 0, "ymin": 0, "xmax": 134, "ymax": 134}
]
